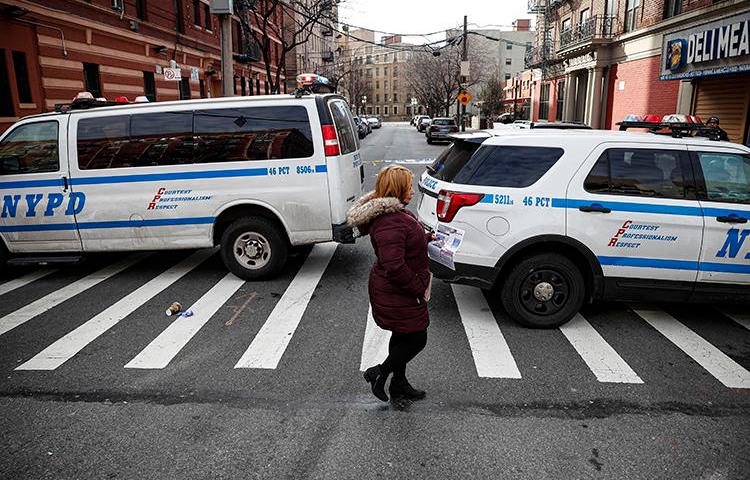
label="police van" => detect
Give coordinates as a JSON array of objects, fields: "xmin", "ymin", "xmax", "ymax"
[
  {"xmin": 418, "ymin": 119, "xmax": 750, "ymax": 328},
  {"xmin": 0, "ymin": 75, "xmax": 364, "ymax": 280}
]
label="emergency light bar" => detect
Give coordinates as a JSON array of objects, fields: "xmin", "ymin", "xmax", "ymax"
[
  {"xmin": 617, "ymin": 113, "xmax": 721, "ymax": 141},
  {"xmin": 294, "ymin": 73, "xmax": 335, "ymax": 97}
]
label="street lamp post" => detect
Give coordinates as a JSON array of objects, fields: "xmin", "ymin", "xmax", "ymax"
[{"xmin": 361, "ymin": 95, "xmax": 367, "ymax": 116}]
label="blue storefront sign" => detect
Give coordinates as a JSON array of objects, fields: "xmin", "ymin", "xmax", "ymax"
[{"xmin": 660, "ymin": 11, "xmax": 750, "ymax": 80}]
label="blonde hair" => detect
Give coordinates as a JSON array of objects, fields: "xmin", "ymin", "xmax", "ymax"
[{"xmin": 374, "ymin": 165, "xmax": 413, "ymax": 203}]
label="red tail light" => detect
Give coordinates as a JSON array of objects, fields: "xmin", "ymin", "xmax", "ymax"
[
  {"xmin": 322, "ymin": 125, "xmax": 340, "ymax": 156},
  {"xmin": 436, "ymin": 190, "xmax": 484, "ymax": 222},
  {"xmin": 430, "ymin": 125, "xmax": 438, "ymax": 131},
  {"xmin": 450, "ymin": 126, "xmax": 459, "ymax": 132}
]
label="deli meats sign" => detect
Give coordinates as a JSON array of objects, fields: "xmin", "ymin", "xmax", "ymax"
[{"xmin": 660, "ymin": 12, "xmax": 750, "ymax": 80}]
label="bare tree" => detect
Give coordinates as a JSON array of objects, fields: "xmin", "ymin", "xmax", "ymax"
[
  {"xmin": 479, "ymin": 70, "xmax": 504, "ymax": 118},
  {"xmin": 335, "ymin": 56, "xmax": 371, "ymax": 114},
  {"xmin": 235, "ymin": 0, "xmax": 339, "ymax": 94}
]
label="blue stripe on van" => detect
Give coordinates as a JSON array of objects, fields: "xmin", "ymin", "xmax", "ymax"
[
  {"xmin": 315, "ymin": 164, "xmax": 327, "ymax": 173},
  {"xmin": 598, "ymin": 256, "xmax": 750, "ymax": 274},
  {"xmin": 69, "ymin": 168, "xmax": 270, "ymax": 186},
  {"xmin": 0, "ymin": 216, "xmax": 215, "ymax": 233},
  {"xmin": 0, "ymin": 178, "xmax": 64, "ymax": 190}
]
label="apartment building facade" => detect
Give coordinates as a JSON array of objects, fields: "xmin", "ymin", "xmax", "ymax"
[
  {"xmin": 527, "ymin": 0, "xmax": 749, "ymax": 145},
  {"xmin": 283, "ymin": 0, "xmax": 338, "ymax": 92},
  {"xmin": 0, "ymin": 0, "xmax": 284, "ymax": 134}
]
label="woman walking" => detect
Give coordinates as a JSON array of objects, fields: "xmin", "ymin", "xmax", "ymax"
[{"xmin": 347, "ymin": 165, "xmax": 433, "ymax": 402}]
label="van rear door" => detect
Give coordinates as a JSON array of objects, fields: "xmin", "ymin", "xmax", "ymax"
[{"xmin": 324, "ymin": 98, "xmax": 363, "ymax": 225}]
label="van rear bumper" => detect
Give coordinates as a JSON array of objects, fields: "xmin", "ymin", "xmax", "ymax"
[
  {"xmin": 332, "ymin": 223, "xmax": 356, "ymax": 244},
  {"xmin": 429, "ymin": 259, "xmax": 497, "ymax": 290}
]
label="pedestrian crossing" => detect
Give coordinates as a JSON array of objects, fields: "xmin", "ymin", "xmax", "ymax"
[{"xmin": 1, "ymin": 245, "xmax": 749, "ymax": 391}]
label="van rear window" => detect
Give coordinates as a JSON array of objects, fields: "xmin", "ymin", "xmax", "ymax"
[
  {"xmin": 453, "ymin": 145, "xmax": 564, "ymax": 188},
  {"xmin": 428, "ymin": 140, "xmax": 483, "ymax": 181}
]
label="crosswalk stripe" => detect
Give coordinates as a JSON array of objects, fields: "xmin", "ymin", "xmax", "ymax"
[
  {"xmin": 235, "ymin": 242, "xmax": 337, "ymax": 369},
  {"xmin": 559, "ymin": 313, "xmax": 643, "ymax": 384},
  {"xmin": 451, "ymin": 284, "xmax": 521, "ymax": 379},
  {"xmin": 721, "ymin": 310, "xmax": 750, "ymax": 332},
  {"xmin": 0, "ymin": 253, "xmax": 150, "ymax": 338},
  {"xmin": 360, "ymin": 305, "xmax": 390, "ymax": 372},
  {"xmin": 15, "ymin": 250, "xmax": 215, "ymax": 371},
  {"xmin": 125, "ymin": 271, "xmax": 244, "ymax": 369},
  {"xmin": 634, "ymin": 308, "xmax": 750, "ymax": 389},
  {"xmin": 0, "ymin": 269, "xmax": 59, "ymax": 297}
]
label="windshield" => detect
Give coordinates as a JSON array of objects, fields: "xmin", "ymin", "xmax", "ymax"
[
  {"xmin": 433, "ymin": 119, "xmax": 455, "ymax": 126},
  {"xmin": 428, "ymin": 140, "xmax": 484, "ymax": 181}
]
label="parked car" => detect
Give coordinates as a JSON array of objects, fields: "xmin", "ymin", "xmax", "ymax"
[
  {"xmin": 366, "ymin": 116, "xmax": 382, "ymax": 129},
  {"xmin": 0, "ymin": 77, "xmax": 365, "ymax": 280},
  {"xmin": 414, "ymin": 115, "xmax": 430, "ymax": 130},
  {"xmin": 426, "ymin": 117, "xmax": 459, "ymax": 144},
  {"xmin": 417, "ymin": 117, "xmax": 432, "ymax": 132},
  {"xmin": 417, "ymin": 124, "xmax": 750, "ymax": 328},
  {"xmin": 353, "ymin": 116, "xmax": 368, "ymax": 139}
]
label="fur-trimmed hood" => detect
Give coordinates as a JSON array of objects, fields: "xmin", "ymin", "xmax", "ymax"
[{"xmin": 346, "ymin": 191, "xmax": 405, "ymax": 229}]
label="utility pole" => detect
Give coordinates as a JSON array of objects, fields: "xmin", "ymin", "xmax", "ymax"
[
  {"xmin": 461, "ymin": 15, "xmax": 468, "ymax": 131},
  {"xmin": 219, "ymin": 12, "xmax": 234, "ymax": 97}
]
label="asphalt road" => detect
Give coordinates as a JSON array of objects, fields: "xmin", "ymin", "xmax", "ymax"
[{"xmin": 1, "ymin": 123, "xmax": 749, "ymax": 480}]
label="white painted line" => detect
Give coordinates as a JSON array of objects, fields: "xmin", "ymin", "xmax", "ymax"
[
  {"xmin": 0, "ymin": 269, "xmax": 58, "ymax": 297},
  {"xmin": 125, "ymin": 271, "xmax": 244, "ymax": 369},
  {"xmin": 0, "ymin": 254, "xmax": 149, "ymax": 338},
  {"xmin": 360, "ymin": 305, "xmax": 390, "ymax": 372},
  {"xmin": 634, "ymin": 308, "xmax": 750, "ymax": 389},
  {"xmin": 559, "ymin": 313, "xmax": 643, "ymax": 384},
  {"xmin": 235, "ymin": 242, "xmax": 337, "ymax": 369},
  {"xmin": 451, "ymin": 284, "xmax": 521, "ymax": 379},
  {"xmin": 16, "ymin": 250, "xmax": 214, "ymax": 371},
  {"xmin": 721, "ymin": 310, "xmax": 750, "ymax": 332}
]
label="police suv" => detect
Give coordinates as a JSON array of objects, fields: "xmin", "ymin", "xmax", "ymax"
[
  {"xmin": 0, "ymin": 75, "xmax": 363, "ymax": 280},
  {"xmin": 418, "ymin": 120, "xmax": 750, "ymax": 328}
]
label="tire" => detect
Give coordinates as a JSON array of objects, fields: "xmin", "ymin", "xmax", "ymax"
[
  {"xmin": 500, "ymin": 253, "xmax": 585, "ymax": 328},
  {"xmin": 220, "ymin": 217, "xmax": 288, "ymax": 280},
  {"xmin": 426, "ymin": 137, "xmax": 433, "ymax": 144}
]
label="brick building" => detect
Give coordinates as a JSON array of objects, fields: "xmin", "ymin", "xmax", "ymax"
[
  {"xmin": 527, "ymin": 0, "xmax": 750, "ymax": 145},
  {"xmin": 0, "ymin": 0, "xmax": 284, "ymax": 134}
]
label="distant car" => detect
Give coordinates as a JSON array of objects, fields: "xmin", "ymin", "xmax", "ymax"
[
  {"xmin": 417, "ymin": 117, "xmax": 432, "ymax": 132},
  {"xmin": 366, "ymin": 116, "xmax": 382, "ymax": 129},
  {"xmin": 353, "ymin": 116, "xmax": 368, "ymax": 139},
  {"xmin": 426, "ymin": 117, "xmax": 459, "ymax": 143},
  {"xmin": 414, "ymin": 115, "xmax": 430, "ymax": 130},
  {"xmin": 498, "ymin": 112, "xmax": 515, "ymax": 124}
]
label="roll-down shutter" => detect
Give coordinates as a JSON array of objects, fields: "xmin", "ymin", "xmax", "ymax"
[{"xmin": 693, "ymin": 74, "xmax": 750, "ymax": 144}]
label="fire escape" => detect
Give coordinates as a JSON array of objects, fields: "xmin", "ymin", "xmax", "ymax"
[{"xmin": 525, "ymin": 0, "xmax": 564, "ymax": 79}]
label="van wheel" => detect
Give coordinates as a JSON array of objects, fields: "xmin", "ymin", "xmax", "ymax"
[
  {"xmin": 220, "ymin": 217, "xmax": 288, "ymax": 280},
  {"xmin": 500, "ymin": 253, "xmax": 585, "ymax": 328}
]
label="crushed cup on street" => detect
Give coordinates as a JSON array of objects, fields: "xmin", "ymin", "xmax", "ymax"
[
  {"xmin": 166, "ymin": 302, "xmax": 182, "ymax": 316},
  {"xmin": 178, "ymin": 309, "xmax": 194, "ymax": 318}
]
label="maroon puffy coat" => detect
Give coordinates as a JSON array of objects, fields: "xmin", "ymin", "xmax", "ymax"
[{"xmin": 347, "ymin": 193, "xmax": 431, "ymax": 333}]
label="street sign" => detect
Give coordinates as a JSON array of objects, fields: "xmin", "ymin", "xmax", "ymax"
[
  {"xmin": 460, "ymin": 61, "xmax": 470, "ymax": 77},
  {"xmin": 164, "ymin": 67, "xmax": 181, "ymax": 81},
  {"xmin": 457, "ymin": 90, "xmax": 472, "ymax": 106}
]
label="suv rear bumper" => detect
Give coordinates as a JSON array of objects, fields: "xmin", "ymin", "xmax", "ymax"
[
  {"xmin": 429, "ymin": 258, "xmax": 498, "ymax": 290},
  {"xmin": 332, "ymin": 223, "xmax": 356, "ymax": 244}
]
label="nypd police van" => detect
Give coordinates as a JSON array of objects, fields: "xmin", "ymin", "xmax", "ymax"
[
  {"xmin": 418, "ymin": 121, "xmax": 750, "ymax": 328},
  {"xmin": 0, "ymin": 77, "xmax": 363, "ymax": 280}
]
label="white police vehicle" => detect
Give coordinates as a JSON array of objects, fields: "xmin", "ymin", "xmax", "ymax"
[
  {"xmin": 0, "ymin": 74, "xmax": 364, "ymax": 280},
  {"xmin": 418, "ymin": 119, "xmax": 750, "ymax": 328}
]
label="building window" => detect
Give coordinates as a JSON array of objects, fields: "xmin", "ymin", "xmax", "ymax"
[
  {"xmin": 384, "ymin": 80, "xmax": 388, "ymax": 90},
  {"xmin": 664, "ymin": 0, "xmax": 681, "ymax": 19},
  {"xmin": 625, "ymin": 0, "xmax": 640, "ymax": 32},
  {"xmin": 384, "ymin": 106, "xmax": 389, "ymax": 116},
  {"xmin": 12, "ymin": 51, "xmax": 32, "ymax": 103},
  {"xmin": 199, "ymin": 79, "xmax": 205, "ymax": 98},
  {"xmin": 556, "ymin": 80, "xmax": 565, "ymax": 121},
  {"xmin": 135, "ymin": 0, "xmax": 146, "ymax": 20},
  {"xmin": 175, "ymin": 0, "xmax": 184, "ymax": 33},
  {"xmin": 393, "ymin": 106, "xmax": 398, "ymax": 115},
  {"xmin": 375, "ymin": 67, "xmax": 379, "ymax": 77},
  {"xmin": 539, "ymin": 83, "xmax": 550, "ymax": 120},
  {"xmin": 505, "ymin": 58, "xmax": 512, "ymax": 66},
  {"xmin": 0, "ymin": 50, "xmax": 14, "ymax": 116},
  {"xmin": 580, "ymin": 8, "xmax": 590, "ymax": 24},
  {"xmin": 561, "ymin": 18, "xmax": 571, "ymax": 32},
  {"xmin": 384, "ymin": 67, "xmax": 388, "ymax": 76},
  {"xmin": 376, "ymin": 93, "xmax": 380, "ymax": 102},
  {"xmin": 393, "ymin": 92, "xmax": 398, "ymax": 102},
  {"xmin": 376, "ymin": 106, "xmax": 380, "ymax": 115},
  {"xmin": 505, "ymin": 73, "xmax": 511, "ymax": 80},
  {"xmin": 143, "ymin": 71, "xmax": 156, "ymax": 102},
  {"xmin": 393, "ymin": 80, "xmax": 397, "ymax": 90},
  {"xmin": 83, "ymin": 63, "xmax": 101, "ymax": 98},
  {"xmin": 204, "ymin": 4, "xmax": 211, "ymax": 29},
  {"xmin": 193, "ymin": 0, "xmax": 201, "ymax": 26},
  {"xmin": 179, "ymin": 77, "xmax": 191, "ymax": 100},
  {"xmin": 393, "ymin": 66, "xmax": 398, "ymax": 77},
  {"xmin": 375, "ymin": 80, "xmax": 379, "ymax": 89}
]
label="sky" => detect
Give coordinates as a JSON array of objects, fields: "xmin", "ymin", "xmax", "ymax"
[{"xmin": 338, "ymin": 0, "xmax": 533, "ymax": 44}]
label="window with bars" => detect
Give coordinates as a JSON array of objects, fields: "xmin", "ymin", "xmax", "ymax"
[{"xmin": 539, "ymin": 83, "xmax": 550, "ymax": 120}]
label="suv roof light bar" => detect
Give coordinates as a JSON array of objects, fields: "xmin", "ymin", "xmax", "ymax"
[
  {"xmin": 617, "ymin": 120, "xmax": 722, "ymax": 141},
  {"xmin": 294, "ymin": 73, "xmax": 335, "ymax": 98}
]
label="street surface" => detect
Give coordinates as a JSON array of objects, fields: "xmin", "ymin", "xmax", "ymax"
[{"xmin": 1, "ymin": 123, "xmax": 749, "ymax": 479}]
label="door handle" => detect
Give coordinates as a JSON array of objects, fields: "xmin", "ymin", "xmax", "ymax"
[
  {"xmin": 716, "ymin": 215, "xmax": 747, "ymax": 224},
  {"xmin": 61, "ymin": 176, "xmax": 69, "ymax": 192},
  {"xmin": 579, "ymin": 204, "xmax": 611, "ymax": 213}
]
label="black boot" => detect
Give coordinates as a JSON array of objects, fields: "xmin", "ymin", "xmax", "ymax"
[
  {"xmin": 389, "ymin": 378, "xmax": 426, "ymax": 400},
  {"xmin": 363, "ymin": 365, "xmax": 389, "ymax": 402}
]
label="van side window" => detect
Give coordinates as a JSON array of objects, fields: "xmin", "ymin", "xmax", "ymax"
[
  {"xmin": 329, "ymin": 101, "xmax": 357, "ymax": 154},
  {"xmin": 77, "ymin": 115, "xmax": 130, "ymax": 169},
  {"xmin": 0, "ymin": 121, "xmax": 59, "ymax": 175},
  {"xmin": 130, "ymin": 112, "xmax": 194, "ymax": 167},
  {"xmin": 194, "ymin": 106, "xmax": 313, "ymax": 163},
  {"xmin": 584, "ymin": 148, "xmax": 687, "ymax": 199},
  {"xmin": 696, "ymin": 152, "xmax": 750, "ymax": 205}
]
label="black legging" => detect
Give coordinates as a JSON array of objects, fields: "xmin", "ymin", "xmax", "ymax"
[{"xmin": 380, "ymin": 330, "xmax": 427, "ymax": 380}]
